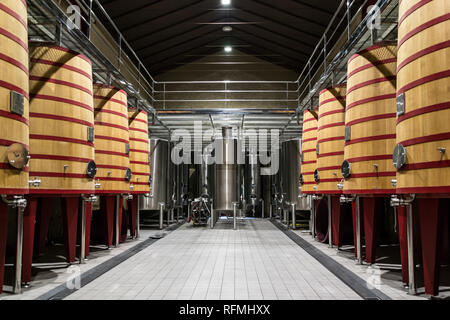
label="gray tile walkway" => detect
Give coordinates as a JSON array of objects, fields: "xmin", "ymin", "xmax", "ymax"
[{"xmin": 64, "ymin": 219, "xmax": 361, "ymax": 300}]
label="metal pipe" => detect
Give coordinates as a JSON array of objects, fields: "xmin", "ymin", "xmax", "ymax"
[
  {"xmin": 328, "ymin": 195, "xmax": 333, "ymax": 248},
  {"xmin": 1, "ymin": 195, "xmax": 27, "ymax": 294},
  {"xmin": 269, "ymin": 203, "xmax": 273, "ymax": 218},
  {"xmin": 210, "ymin": 201, "xmax": 214, "ymax": 229},
  {"xmin": 159, "ymin": 202, "xmax": 165, "ymax": 230},
  {"xmin": 260, "ymin": 199, "xmax": 265, "ymax": 219},
  {"xmin": 355, "ymin": 196, "xmax": 362, "ymax": 264},
  {"xmin": 79, "ymin": 194, "xmax": 98, "ymax": 263},
  {"xmin": 233, "ymin": 202, "xmax": 238, "ymax": 230},
  {"xmin": 115, "ymin": 195, "xmax": 121, "ymax": 247},
  {"xmin": 291, "ymin": 203, "xmax": 296, "ymax": 230},
  {"xmin": 406, "ymin": 204, "xmax": 417, "ymax": 295}
]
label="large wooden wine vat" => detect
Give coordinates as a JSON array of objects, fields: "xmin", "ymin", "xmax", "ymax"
[
  {"xmin": 395, "ymin": 0, "xmax": 450, "ymax": 194},
  {"xmin": 94, "ymin": 84, "xmax": 131, "ymax": 194},
  {"xmin": 343, "ymin": 43, "xmax": 397, "ymax": 194},
  {"xmin": 300, "ymin": 108, "xmax": 318, "ymax": 194},
  {"xmin": 316, "ymin": 85, "xmax": 346, "ymax": 194},
  {"xmin": 128, "ymin": 108, "xmax": 150, "ymax": 194},
  {"xmin": 29, "ymin": 45, "xmax": 95, "ymax": 194},
  {"xmin": 0, "ymin": 0, "xmax": 29, "ymax": 194}
]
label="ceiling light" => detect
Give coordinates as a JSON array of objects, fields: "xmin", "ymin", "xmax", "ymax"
[
  {"xmin": 224, "ymin": 46, "xmax": 232, "ymax": 53},
  {"xmin": 221, "ymin": 0, "xmax": 231, "ymax": 5},
  {"xmin": 222, "ymin": 26, "xmax": 233, "ymax": 32}
]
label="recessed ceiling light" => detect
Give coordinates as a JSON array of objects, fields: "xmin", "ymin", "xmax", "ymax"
[
  {"xmin": 222, "ymin": 26, "xmax": 233, "ymax": 32},
  {"xmin": 224, "ymin": 46, "xmax": 232, "ymax": 53},
  {"xmin": 221, "ymin": 0, "xmax": 231, "ymax": 5}
]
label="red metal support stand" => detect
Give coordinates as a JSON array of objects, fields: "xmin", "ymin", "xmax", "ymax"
[
  {"xmin": 351, "ymin": 200, "xmax": 358, "ymax": 258},
  {"xmin": 62, "ymin": 197, "xmax": 79, "ymax": 263},
  {"xmin": 331, "ymin": 196, "xmax": 343, "ymax": 247},
  {"xmin": 363, "ymin": 197, "xmax": 381, "ymax": 264},
  {"xmin": 128, "ymin": 197, "xmax": 138, "ymax": 239},
  {"xmin": 37, "ymin": 198, "xmax": 53, "ymax": 255},
  {"xmin": 397, "ymin": 205, "xmax": 409, "ymax": 284},
  {"xmin": 0, "ymin": 202, "xmax": 8, "ymax": 293},
  {"xmin": 84, "ymin": 201, "xmax": 92, "ymax": 257},
  {"xmin": 418, "ymin": 198, "xmax": 442, "ymax": 296},
  {"xmin": 22, "ymin": 199, "xmax": 37, "ymax": 284}
]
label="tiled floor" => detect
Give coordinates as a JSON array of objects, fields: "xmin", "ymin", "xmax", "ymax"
[
  {"xmin": 65, "ymin": 219, "xmax": 361, "ymax": 300},
  {"xmin": 0, "ymin": 228, "xmax": 164, "ymax": 300},
  {"xmin": 292, "ymin": 229, "xmax": 427, "ymax": 300}
]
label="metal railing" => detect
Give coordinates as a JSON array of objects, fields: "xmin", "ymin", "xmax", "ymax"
[{"xmin": 28, "ymin": 0, "xmax": 398, "ymax": 142}]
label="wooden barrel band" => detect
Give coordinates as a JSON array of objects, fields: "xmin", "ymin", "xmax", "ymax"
[
  {"xmin": 0, "ymin": 52, "xmax": 28, "ymax": 74},
  {"xmin": 317, "ymin": 151, "xmax": 344, "ymax": 158},
  {"xmin": 399, "ymin": 132, "xmax": 450, "ymax": 148},
  {"xmin": 130, "ymin": 160, "xmax": 149, "ymax": 165},
  {"xmin": 348, "ymin": 58, "xmax": 397, "ymax": 79},
  {"xmin": 349, "ymin": 172, "xmax": 396, "ymax": 178},
  {"xmin": 347, "ymin": 76, "xmax": 396, "ymax": 95},
  {"xmin": 95, "ymin": 150, "xmax": 128, "ymax": 157},
  {"xmin": 93, "ymin": 83, "xmax": 126, "ymax": 95},
  {"xmin": 397, "ymin": 70, "xmax": 450, "ymax": 95},
  {"xmin": 0, "ymin": 79, "xmax": 29, "ymax": 99},
  {"xmin": 319, "ymin": 97, "xmax": 346, "ymax": 107},
  {"xmin": 302, "ymin": 137, "xmax": 317, "ymax": 143},
  {"xmin": 398, "ymin": 0, "xmax": 433, "ymax": 26},
  {"xmin": 0, "ymin": 138, "xmax": 28, "ymax": 149},
  {"xmin": 398, "ymin": 13, "xmax": 450, "ymax": 48},
  {"xmin": 317, "ymin": 166, "xmax": 341, "ymax": 171},
  {"xmin": 302, "ymin": 149, "xmax": 316, "ymax": 154},
  {"xmin": 29, "ymin": 112, "xmax": 93, "ymax": 127},
  {"xmin": 96, "ymin": 177, "xmax": 128, "ymax": 182},
  {"xmin": 397, "ymin": 102, "xmax": 450, "ymax": 124},
  {"xmin": 319, "ymin": 109, "xmax": 344, "ymax": 118},
  {"xmin": 29, "ymin": 134, "xmax": 94, "ymax": 147},
  {"xmin": 96, "ymin": 164, "xmax": 129, "ymax": 170},
  {"xmin": 0, "ymin": 3, "xmax": 27, "ymax": 29},
  {"xmin": 93, "ymin": 95, "xmax": 127, "ymax": 107},
  {"xmin": 302, "ymin": 127, "xmax": 318, "ymax": 134},
  {"xmin": 95, "ymin": 135, "xmax": 129, "ymax": 144},
  {"xmin": 46, "ymin": 46, "xmax": 92, "ymax": 65},
  {"xmin": 347, "ymin": 42, "xmax": 397, "ymax": 63},
  {"xmin": 30, "ymin": 154, "xmax": 92, "ymax": 163},
  {"xmin": 397, "ymin": 186, "xmax": 450, "ymax": 194},
  {"xmin": 0, "ymin": 26, "xmax": 28, "ymax": 51},
  {"xmin": 0, "ymin": 163, "xmax": 29, "ymax": 172},
  {"xmin": 346, "ymin": 113, "xmax": 396, "ymax": 127},
  {"xmin": 30, "ymin": 58, "xmax": 92, "ymax": 80},
  {"xmin": 320, "ymin": 84, "xmax": 346, "ymax": 94},
  {"xmin": 347, "ymin": 155, "xmax": 392, "ymax": 163},
  {"xmin": 0, "ymin": 110, "xmax": 29, "ymax": 125},
  {"xmin": 30, "ymin": 94, "xmax": 94, "ymax": 112},
  {"xmin": 29, "ymin": 172, "xmax": 91, "ymax": 179},
  {"xmin": 302, "ymin": 160, "xmax": 316, "ymax": 165},
  {"xmin": 318, "ymin": 122, "xmax": 345, "ymax": 130},
  {"xmin": 404, "ymin": 160, "xmax": 450, "ymax": 171},
  {"xmin": 29, "ymin": 76, "xmax": 93, "ymax": 95},
  {"xmin": 345, "ymin": 134, "xmax": 396, "ymax": 146},
  {"xmin": 129, "ymin": 149, "xmax": 149, "ymax": 154},
  {"xmin": 397, "ymin": 40, "xmax": 450, "ymax": 73},
  {"xmin": 94, "ymin": 121, "xmax": 128, "ymax": 131},
  {"xmin": 346, "ymin": 94, "xmax": 396, "ymax": 111},
  {"xmin": 318, "ymin": 136, "xmax": 345, "ymax": 144},
  {"xmin": 94, "ymin": 108, "xmax": 128, "ymax": 119},
  {"xmin": 129, "ymin": 127, "xmax": 148, "ymax": 134},
  {"xmin": 130, "ymin": 137, "xmax": 148, "ymax": 143}
]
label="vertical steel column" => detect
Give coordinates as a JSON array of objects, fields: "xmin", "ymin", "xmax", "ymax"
[
  {"xmin": 159, "ymin": 203, "xmax": 165, "ymax": 230},
  {"xmin": 355, "ymin": 196, "xmax": 362, "ymax": 264},
  {"xmin": 261, "ymin": 199, "xmax": 265, "ymax": 219},
  {"xmin": 115, "ymin": 195, "xmax": 120, "ymax": 247},
  {"xmin": 269, "ymin": 203, "xmax": 273, "ymax": 218},
  {"xmin": 80, "ymin": 197, "xmax": 86, "ymax": 264},
  {"xmin": 291, "ymin": 203, "xmax": 296, "ymax": 230},
  {"xmin": 328, "ymin": 195, "xmax": 333, "ymax": 248},
  {"xmin": 14, "ymin": 204, "xmax": 25, "ymax": 294},
  {"xmin": 233, "ymin": 202, "xmax": 237, "ymax": 230},
  {"xmin": 210, "ymin": 201, "xmax": 214, "ymax": 229},
  {"xmin": 406, "ymin": 204, "xmax": 417, "ymax": 295}
]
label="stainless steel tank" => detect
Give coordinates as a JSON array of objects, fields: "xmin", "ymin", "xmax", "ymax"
[
  {"xmin": 244, "ymin": 151, "xmax": 261, "ymax": 212},
  {"xmin": 140, "ymin": 139, "xmax": 168, "ymax": 210},
  {"xmin": 214, "ymin": 127, "xmax": 241, "ymax": 211},
  {"xmin": 281, "ymin": 139, "xmax": 310, "ymax": 210}
]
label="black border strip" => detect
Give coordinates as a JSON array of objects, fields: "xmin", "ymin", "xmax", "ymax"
[
  {"xmin": 36, "ymin": 223, "xmax": 184, "ymax": 300},
  {"xmin": 270, "ymin": 219, "xmax": 391, "ymax": 300}
]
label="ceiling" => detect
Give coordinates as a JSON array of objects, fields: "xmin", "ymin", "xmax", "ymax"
[{"xmin": 98, "ymin": 0, "xmax": 345, "ymax": 75}]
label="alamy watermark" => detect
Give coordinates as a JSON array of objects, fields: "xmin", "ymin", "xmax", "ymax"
[
  {"xmin": 366, "ymin": 5, "xmax": 381, "ymax": 30},
  {"xmin": 170, "ymin": 122, "xmax": 280, "ymax": 175},
  {"xmin": 67, "ymin": 5, "xmax": 81, "ymax": 30}
]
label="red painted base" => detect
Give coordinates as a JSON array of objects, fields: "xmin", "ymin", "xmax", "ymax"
[
  {"xmin": 397, "ymin": 206, "xmax": 409, "ymax": 284},
  {"xmin": 22, "ymin": 199, "xmax": 37, "ymax": 283},
  {"xmin": 92, "ymin": 196, "xmax": 123, "ymax": 247},
  {"xmin": 84, "ymin": 202, "xmax": 92, "ymax": 257},
  {"xmin": 315, "ymin": 198, "xmax": 329, "ymax": 243},
  {"xmin": 0, "ymin": 202, "xmax": 8, "ymax": 293},
  {"xmin": 128, "ymin": 197, "xmax": 138, "ymax": 239},
  {"xmin": 363, "ymin": 198, "xmax": 382, "ymax": 264}
]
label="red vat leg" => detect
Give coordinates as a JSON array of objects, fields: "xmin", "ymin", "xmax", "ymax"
[
  {"xmin": 84, "ymin": 202, "xmax": 92, "ymax": 257},
  {"xmin": 37, "ymin": 198, "xmax": 53, "ymax": 255},
  {"xmin": 62, "ymin": 197, "xmax": 79, "ymax": 263},
  {"xmin": 22, "ymin": 198, "xmax": 37, "ymax": 284},
  {"xmin": 418, "ymin": 198, "xmax": 442, "ymax": 296},
  {"xmin": 397, "ymin": 206, "xmax": 409, "ymax": 284},
  {"xmin": 104, "ymin": 196, "xmax": 115, "ymax": 247},
  {"xmin": 129, "ymin": 197, "xmax": 138, "ymax": 239},
  {"xmin": 0, "ymin": 202, "xmax": 8, "ymax": 293},
  {"xmin": 363, "ymin": 197, "xmax": 381, "ymax": 264}
]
